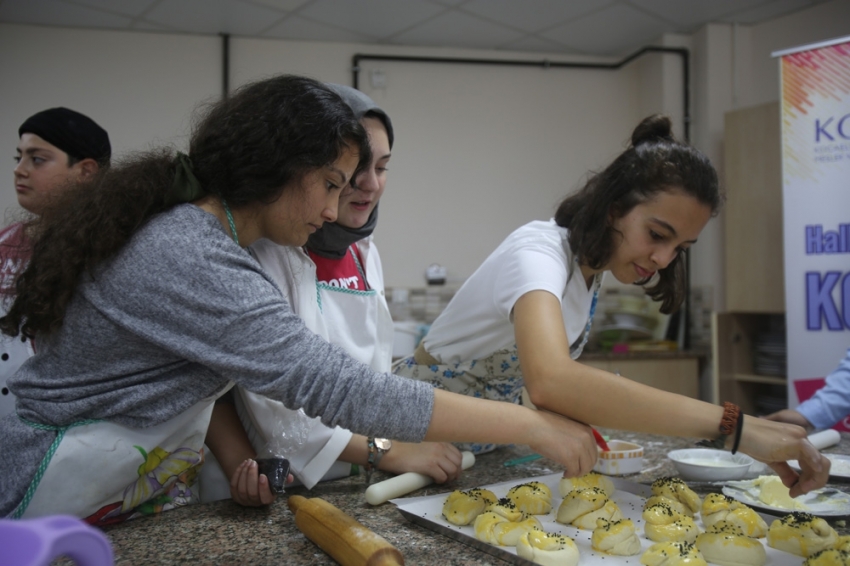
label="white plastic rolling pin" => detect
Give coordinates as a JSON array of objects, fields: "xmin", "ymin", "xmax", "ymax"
[
  {"xmin": 365, "ymin": 451, "xmax": 475, "ymax": 505},
  {"xmin": 808, "ymin": 429, "xmax": 841, "ymax": 450}
]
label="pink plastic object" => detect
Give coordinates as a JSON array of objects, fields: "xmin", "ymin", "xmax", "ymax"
[{"xmin": 0, "ymin": 515, "xmax": 114, "ymax": 566}]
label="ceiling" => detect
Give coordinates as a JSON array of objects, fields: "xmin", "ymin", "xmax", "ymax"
[{"xmin": 0, "ymin": 0, "xmax": 834, "ymax": 57}]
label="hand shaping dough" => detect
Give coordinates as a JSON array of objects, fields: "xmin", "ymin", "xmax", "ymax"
[
  {"xmin": 507, "ymin": 481, "xmax": 553, "ymax": 515},
  {"xmin": 804, "ymin": 548, "xmax": 850, "ymax": 566},
  {"xmin": 592, "ymin": 518, "xmax": 642, "ymax": 555},
  {"xmin": 442, "ymin": 488, "xmax": 497, "ymax": 525},
  {"xmin": 643, "ymin": 502, "xmax": 700, "ymax": 543},
  {"xmin": 695, "ymin": 521, "xmax": 767, "ymax": 566},
  {"xmin": 767, "ymin": 512, "xmax": 839, "ymax": 557},
  {"xmin": 557, "ymin": 487, "xmax": 623, "ymax": 530},
  {"xmin": 640, "ymin": 541, "xmax": 708, "ymax": 566},
  {"xmin": 651, "ymin": 477, "xmax": 702, "ymax": 514},
  {"xmin": 516, "ymin": 530, "xmax": 580, "ymax": 566},
  {"xmin": 560, "ymin": 471, "xmax": 616, "ymax": 498}
]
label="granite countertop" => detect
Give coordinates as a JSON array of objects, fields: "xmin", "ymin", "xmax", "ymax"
[{"xmin": 99, "ymin": 431, "xmax": 850, "ymax": 565}]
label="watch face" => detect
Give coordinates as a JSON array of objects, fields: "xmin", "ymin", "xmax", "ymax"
[{"xmin": 375, "ymin": 438, "xmax": 392, "ymax": 451}]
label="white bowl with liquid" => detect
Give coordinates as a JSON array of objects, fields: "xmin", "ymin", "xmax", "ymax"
[{"xmin": 667, "ymin": 448, "xmax": 754, "ymax": 481}]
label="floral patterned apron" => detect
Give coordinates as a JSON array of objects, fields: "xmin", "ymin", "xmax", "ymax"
[
  {"xmin": 392, "ymin": 274, "xmax": 601, "ymax": 454},
  {"xmin": 13, "ymin": 383, "xmax": 232, "ymax": 525}
]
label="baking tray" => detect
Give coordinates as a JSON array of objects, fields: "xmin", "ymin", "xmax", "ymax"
[{"xmin": 392, "ymin": 472, "xmax": 802, "ymax": 566}]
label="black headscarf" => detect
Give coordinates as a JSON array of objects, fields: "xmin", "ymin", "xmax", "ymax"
[{"xmin": 19, "ymin": 107, "xmax": 111, "ymax": 166}]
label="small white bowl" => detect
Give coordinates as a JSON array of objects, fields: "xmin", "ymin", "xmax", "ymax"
[
  {"xmin": 594, "ymin": 440, "xmax": 644, "ymax": 476},
  {"xmin": 667, "ymin": 448, "xmax": 754, "ymax": 481}
]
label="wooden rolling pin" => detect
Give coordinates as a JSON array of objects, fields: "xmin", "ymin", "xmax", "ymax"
[{"xmin": 288, "ymin": 495, "xmax": 404, "ymax": 566}]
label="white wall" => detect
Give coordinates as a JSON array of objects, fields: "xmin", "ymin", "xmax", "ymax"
[
  {"xmin": 737, "ymin": 0, "xmax": 850, "ymax": 109},
  {"xmin": 228, "ymin": 37, "xmax": 660, "ymax": 287},
  {"xmin": 1, "ymin": 0, "xmax": 845, "ymax": 292},
  {"xmin": 1, "ymin": 25, "xmax": 653, "ymax": 288},
  {"xmin": 0, "ymin": 24, "xmax": 221, "ymax": 224}
]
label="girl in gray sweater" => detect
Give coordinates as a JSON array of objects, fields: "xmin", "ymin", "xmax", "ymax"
[{"xmin": 0, "ymin": 75, "xmax": 597, "ymax": 524}]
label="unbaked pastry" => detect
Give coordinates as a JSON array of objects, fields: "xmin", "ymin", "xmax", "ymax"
[
  {"xmin": 556, "ymin": 487, "xmax": 624, "ymax": 530},
  {"xmin": 767, "ymin": 512, "xmax": 839, "ymax": 557},
  {"xmin": 651, "ymin": 477, "xmax": 702, "ymax": 514},
  {"xmin": 804, "ymin": 548, "xmax": 850, "ymax": 566},
  {"xmin": 559, "ymin": 471, "xmax": 616, "ymax": 498},
  {"xmin": 640, "ymin": 541, "xmax": 708, "ymax": 566},
  {"xmin": 645, "ymin": 494, "xmax": 694, "ymax": 518},
  {"xmin": 492, "ymin": 516, "xmax": 544, "ymax": 546},
  {"xmin": 473, "ymin": 511, "xmax": 542, "ymax": 546},
  {"xmin": 474, "ymin": 511, "xmax": 508, "ymax": 543},
  {"xmin": 442, "ymin": 488, "xmax": 498, "ymax": 525},
  {"xmin": 517, "ymin": 530, "xmax": 580, "ymax": 566},
  {"xmin": 834, "ymin": 535, "xmax": 850, "ymax": 552},
  {"xmin": 507, "ymin": 481, "xmax": 553, "ymax": 515},
  {"xmin": 487, "ymin": 497, "xmax": 524, "ymax": 522},
  {"xmin": 643, "ymin": 502, "xmax": 700, "ymax": 543},
  {"xmin": 701, "ymin": 493, "xmax": 768, "ymax": 537},
  {"xmin": 695, "ymin": 521, "xmax": 767, "ymax": 566},
  {"xmin": 702, "ymin": 493, "xmax": 744, "ymax": 525},
  {"xmin": 592, "ymin": 518, "xmax": 642, "ymax": 555}
]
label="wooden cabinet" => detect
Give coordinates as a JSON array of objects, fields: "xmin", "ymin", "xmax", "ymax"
[
  {"xmin": 713, "ymin": 101, "xmax": 787, "ymax": 415},
  {"xmin": 581, "ymin": 357, "xmax": 700, "ymax": 399},
  {"xmin": 713, "ymin": 312, "xmax": 786, "ymax": 415},
  {"xmin": 724, "ymin": 101, "xmax": 783, "ymax": 312}
]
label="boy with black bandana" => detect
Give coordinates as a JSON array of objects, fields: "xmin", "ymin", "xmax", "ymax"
[{"xmin": 0, "ymin": 107, "xmax": 110, "ymax": 418}]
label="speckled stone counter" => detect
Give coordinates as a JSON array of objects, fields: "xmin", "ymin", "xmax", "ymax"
[{"xmin": 98, "ymin": 431, "xmax": 850, "ymax": 565}]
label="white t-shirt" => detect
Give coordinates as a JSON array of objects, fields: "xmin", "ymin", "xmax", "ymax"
[{"xmin": 423, "ymin": 220, "xmax": 601, "ymax": 364}]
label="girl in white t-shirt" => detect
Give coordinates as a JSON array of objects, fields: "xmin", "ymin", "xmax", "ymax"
[{"xmin": 394, "ymin": 115, "xmax": 828, "ymax": 496}]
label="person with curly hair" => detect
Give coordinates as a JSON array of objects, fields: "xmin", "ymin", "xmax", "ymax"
[
  {"xmin": 0, "ymin": 75, "xmax": 600, "ymax": 523},
  {"xmin": 394, "ymin": 114, "xmax": 829, "ymax": 496},
  {"xmin": 202, "ymin": 85, "xmax": 462, "ymax": 506},
  {"xmin": 0, "ymin": 107, "xmax": 111, "ymax": 419}
]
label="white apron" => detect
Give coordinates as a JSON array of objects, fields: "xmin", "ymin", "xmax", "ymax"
[
  {"xmin": 235, "ymin": 240, "xmax": 393, "ymax": 489},
  {"xmin": 316, "ymin": 251, "xmax": 393, "ymax": 373},
  {"xmin": 14, "ymin": 383, "xmax": 231, "ymax": 524}
]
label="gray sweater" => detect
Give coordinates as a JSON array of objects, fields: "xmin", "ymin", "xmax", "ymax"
[{"xmin": 0, "ymin": 204, "xmax": 434, "ymax": 516}]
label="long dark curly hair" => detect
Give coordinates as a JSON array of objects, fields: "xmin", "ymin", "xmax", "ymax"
[
  {"xmin": 554, "ymin": 114, "xmax": 721, "ymax": 314},
  {"xmin": 1, "ymin": 75, "xmax": 371, "ymax": 338}
]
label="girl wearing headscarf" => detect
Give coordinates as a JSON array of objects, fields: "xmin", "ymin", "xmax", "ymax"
[
  {"xmin": 1, "ymin": 76, "xmax": 598, "ymax": 522},
  {"xmin": 208, "ymin": 86, "xmax": 461, "ymax": 502}
]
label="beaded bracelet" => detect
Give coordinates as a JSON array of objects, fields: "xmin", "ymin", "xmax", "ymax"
[{"xmin": 697, "ymin": 402, "xmax": 742, "ymax": 450}]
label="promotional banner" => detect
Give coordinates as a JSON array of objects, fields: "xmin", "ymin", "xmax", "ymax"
[{"xmin": 775, "ymin": 37, "xmax": 850, "ymax": 429}]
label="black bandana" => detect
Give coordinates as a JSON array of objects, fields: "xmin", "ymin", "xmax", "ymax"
[
  {"xmin": 19, "ymin": 107, "xmax": 111, "ymax": 165},
  {"xmin": 306, "ymin": 83, "xmax": 392, "ymax": 259},
  {"xmin": 307, "ymin": 205, "xmax": 379, "ymax": 259}
]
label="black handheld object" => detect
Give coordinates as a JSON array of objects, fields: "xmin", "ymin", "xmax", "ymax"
[{"xmin": 255, "ymin": 457, "xmax": 291, "ymax": 494}]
